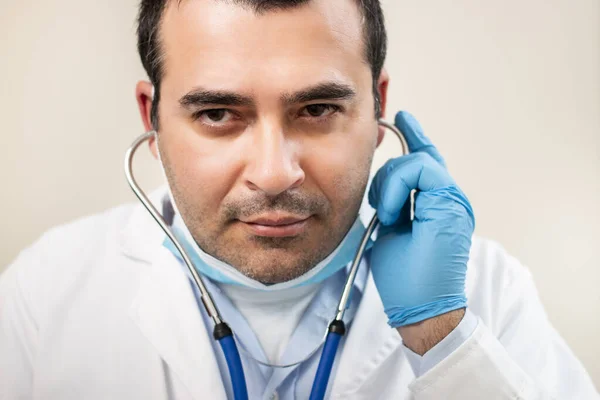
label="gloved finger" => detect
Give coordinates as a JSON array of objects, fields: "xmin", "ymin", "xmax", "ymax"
[
  {"xmin": 368, "ymin": 153, "xmax": 454, "ymax": 225},
  {"xmin": 413, "ymin": 187, "xmax": 475, "ymax": 229},
  {"xmin": 375, "ymin": 218, "xmax": 412, "ymax": 242},
  {"xmin": 395, "ymin": 111, "xmax": 447, "ymax": 168},
  {"xmin": 376, "ymin": 200, "xmax": 412, "ymax": 236},
  {"xmin": 392, "ymin": 190, "xmax": 414, "ymax": 227}
]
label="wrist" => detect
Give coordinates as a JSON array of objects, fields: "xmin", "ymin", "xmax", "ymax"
[{"xmin": 397, "ymin": 308, "xmax": 466, "ymax": 355}]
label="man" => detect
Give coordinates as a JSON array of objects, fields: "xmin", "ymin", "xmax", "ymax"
[{"xmin": 0, "ymin": 0, "xmax": 597, "ymax": 398}]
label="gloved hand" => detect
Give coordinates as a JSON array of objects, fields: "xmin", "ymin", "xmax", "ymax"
[{"xmin": 368, "ymin": 111, "xmax": 475, "ymax": 328}]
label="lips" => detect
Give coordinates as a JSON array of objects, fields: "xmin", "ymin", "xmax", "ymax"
[{"xmin": 239, "ymin": 214, "xmax": 311, "ymax": 237}]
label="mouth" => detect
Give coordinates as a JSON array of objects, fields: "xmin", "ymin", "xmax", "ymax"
[{"xmin": 239, "ymin": 214, "xmax": 311, "ymax": 238}]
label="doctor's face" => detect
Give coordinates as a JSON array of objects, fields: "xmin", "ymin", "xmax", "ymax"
[{"xmin": 137, "ymin": 0, "xmax": 387, "ymax": 284}]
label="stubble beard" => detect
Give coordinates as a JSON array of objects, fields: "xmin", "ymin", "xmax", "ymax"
[{"xmin": 161, "ymin": 147, "xmax": 372, "ymax": 284}]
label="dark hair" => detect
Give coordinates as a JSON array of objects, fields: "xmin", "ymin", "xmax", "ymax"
[{"xmin": 137, "ymin": 0, "xmax": 387, "ymax": 129}]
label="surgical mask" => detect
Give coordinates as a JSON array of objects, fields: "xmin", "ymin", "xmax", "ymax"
[{"xmin": 163, "ymin": 211, "xmax": 370, "ymax": 291}]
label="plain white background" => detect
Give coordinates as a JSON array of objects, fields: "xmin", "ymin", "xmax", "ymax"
[{"xmin": 1, "ymin": 0, "xmax": 598, "ymax": 387}]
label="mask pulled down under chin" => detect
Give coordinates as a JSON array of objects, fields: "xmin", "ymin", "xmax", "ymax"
[{"xmin": 162, "ymin": 212, "xmax": 372, "ymax": 291}]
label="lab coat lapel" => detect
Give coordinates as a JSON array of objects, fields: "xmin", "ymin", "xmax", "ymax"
[
  {"xmin": 121, "ymin": 190, "xmax": 227, "ymax": 400},
  {"xmin": 329, "ymin": 272, "xmax": 404, "ymax": 397}
]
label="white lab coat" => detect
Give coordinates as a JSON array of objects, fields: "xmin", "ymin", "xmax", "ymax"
[{"xmin": 1, "ymin": 192, "xmax": 598, "ymax": 400}]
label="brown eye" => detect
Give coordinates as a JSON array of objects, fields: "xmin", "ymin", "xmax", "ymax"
[
  {"xmin": 204, "ymin": 109, "xmax": 227, "ymax": 122},
  {"xmin": 196, "ymin": 109, "xmax": 234, "ymax": 126},
  {"xmin": 305, "ymin": 104, "xmax": 329, "ymax": 117},
  {"xmin": 301, "ymin": 104, "xmax": 340, "ymax": 119}
]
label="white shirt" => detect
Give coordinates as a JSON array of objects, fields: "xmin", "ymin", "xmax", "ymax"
[{"xmin": 219, "ymin": 282, "xmax": 323, "ymax": 364}]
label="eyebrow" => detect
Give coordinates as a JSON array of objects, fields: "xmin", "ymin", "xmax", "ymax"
[
  {"xmin": 178, "ymin": 81, "xmax": 357, "ymax": 110},
  {"xmin": 179, "ymin": 89, "xmax": 255, "ymax": 109},
  {"xmin": 281, "ymin": 82, "xmax": 356, "ymax": 105}
]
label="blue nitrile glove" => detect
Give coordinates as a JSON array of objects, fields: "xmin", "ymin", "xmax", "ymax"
[{"xmin": 368, "ymin": 111, "xmax": 475, "ymax": 328}]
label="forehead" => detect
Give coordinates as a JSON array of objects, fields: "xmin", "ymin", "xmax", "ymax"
[{"xmin": 159, "ymin": 0, "xmax": 369, "ymax": 96}]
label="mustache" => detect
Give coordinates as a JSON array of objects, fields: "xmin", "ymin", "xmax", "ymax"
[{"xmin": 222, "ymin": 191, "xmax": 329, "ymax": 220}]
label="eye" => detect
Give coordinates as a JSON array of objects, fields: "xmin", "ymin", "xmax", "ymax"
[
  {"xmin": 301, "ymin": 104, "xmax": 340, "ymax": 118},
  {"xmin": 195, "ymin": 109, "xmax": 234, "ymax": 126}
]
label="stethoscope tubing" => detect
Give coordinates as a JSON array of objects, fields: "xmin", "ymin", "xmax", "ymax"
[
  {"xmin": 309, "ymin": 331, "xmax": 343, "ymax": 400},
  {"xmin": 124, "ymin": 132, "xmax": 224, "ymax": 326},
  {"xmin": 218, "ymin": 335, "xmax": 249, "ymax": 400},
  {"xmin": 124, "ymin": 119, "xmax": 408, "ymax": 400}
]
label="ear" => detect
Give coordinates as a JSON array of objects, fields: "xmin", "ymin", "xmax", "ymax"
[
  {"xmin": 376, "ymin": 68, "xmax": 390, "ymax": 148},
  {"xmin": 135, "ymin": 80, "xmax": 159, "ymax": 159}
]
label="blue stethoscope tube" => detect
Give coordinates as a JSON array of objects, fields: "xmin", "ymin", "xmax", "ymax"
[
  {"xmin": 309, "ymin": 321, "xmax": 345, "ymax": 400},
  {"xmin": 124, "ymin": 120, "xmax": 408, "ymax": 400},
  {"xmin": 219, "ymin": 336, "xmax": 248, "ymax": 399},
  {"xmin": 215, "ymin": 323, "xmax": 249, "ymax": 400}
]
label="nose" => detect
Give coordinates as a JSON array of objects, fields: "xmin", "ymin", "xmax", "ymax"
[{"xmin": 244, "ymin": 121, "xmax": 305, "ymax": 196}]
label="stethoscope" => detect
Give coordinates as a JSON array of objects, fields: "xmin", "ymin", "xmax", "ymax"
[{"xmin": 124, "ymin": 119, "xmax": 408, "ymax": 400}]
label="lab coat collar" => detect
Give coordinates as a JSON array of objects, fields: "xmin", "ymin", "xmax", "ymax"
[
  {"xmin": 119, "ymin": 186, "xmax": 171, "ymax": 263},
  {"xmin": 129, "ymin": 248, "xmax": 228, "ymax": 400},
  {"xmin": 119, "ymin": 187, "xmax": 227, "ymax": 399}
]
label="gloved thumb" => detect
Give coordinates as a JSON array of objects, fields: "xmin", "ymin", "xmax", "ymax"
[{"xmin": 395, "ymin": 111, "xmax": 447, "ymax": 168}]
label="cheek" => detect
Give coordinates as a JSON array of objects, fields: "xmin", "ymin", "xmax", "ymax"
[
  {"xmin": 160, "ymin": 130, "xmax": 243, "ymax": 213},
  {"xmin": 303, "ymin": 126, "xmax": 376, "ymax": 206}
]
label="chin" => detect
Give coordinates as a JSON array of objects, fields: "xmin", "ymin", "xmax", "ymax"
[{"xmin": 236, "ymin": 257, "xmax": 315, "ymax": 285}]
